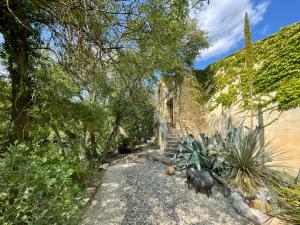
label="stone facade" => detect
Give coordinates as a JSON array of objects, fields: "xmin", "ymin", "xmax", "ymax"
[
  {"xmin": 156, "ymin": 75, "xmax": 209, "ymax": 155},
  {"xmin": 157, "ymin": 76, "xmax": 300, "ymax": 175},
  {"xmin": 156, "ymin": 23, "xmax": 300, "ymax": 175},
  {"xmin": 207, "ymin": 101, "xmax": 300, "ymax": 176}
]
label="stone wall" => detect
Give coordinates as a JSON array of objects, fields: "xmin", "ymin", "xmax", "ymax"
[
  {"xmin": 156, "ymin": 23, "xmax": 300, "ymax": 175},
  {"xmin": 157, "ymin": 77, "xmax": 300, "ymax": 176},
  {"xmin": 175, "ymin": 76, "xmax": 208, "ymax": 136},
  {"xmin": 206, "ymin": 100, "xmax": 300, "ymax": 176}
]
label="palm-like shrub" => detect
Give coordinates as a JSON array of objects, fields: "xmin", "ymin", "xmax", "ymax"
[{"xmin": 223, "ymin": 128, "xmax": 281, "ymax": 194}]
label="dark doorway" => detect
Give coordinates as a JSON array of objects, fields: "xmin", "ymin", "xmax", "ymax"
[{"xmin": 166, "ymin": 99, "xmax": 173, "ymax": 124}]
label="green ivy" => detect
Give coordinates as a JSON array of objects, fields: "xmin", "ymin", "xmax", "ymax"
[
  {"xmin": 276, "ymin": 77, "xmax": 300, "ymax": 110},
  {"xmin": 214, "ymin": 84, "xmax": 238, "ymax": 109},
  {"xmin": 195, "ymin": 22, "xmax": 300, "ymax": 111}
]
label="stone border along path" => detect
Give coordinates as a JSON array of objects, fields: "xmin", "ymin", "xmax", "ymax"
[{"xmin": 81, "ymin": 152, "xmax": 252, "ymax": 225}]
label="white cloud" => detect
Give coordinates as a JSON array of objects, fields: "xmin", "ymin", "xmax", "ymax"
[{"xmin": 191, "ymin": 0, "xmax": 270, "ymax": 59}]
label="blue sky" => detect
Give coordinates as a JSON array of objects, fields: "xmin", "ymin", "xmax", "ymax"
[{"xmin": 192, "ymin": 0, "xmax": 300, "ymax": 69}]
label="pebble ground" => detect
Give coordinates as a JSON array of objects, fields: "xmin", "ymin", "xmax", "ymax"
[{"xmin": 81, "ymin": 161, "xmax": 251, "ymax": 225}]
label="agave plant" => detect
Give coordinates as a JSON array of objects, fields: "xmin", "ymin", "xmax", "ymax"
[
  {"xmin": 173, "ymin": 133, "xmax": 226, "ymax": 172},
  {"xmin": 173, "ymin": 116, "xmax": 285, "ymax": 195}
]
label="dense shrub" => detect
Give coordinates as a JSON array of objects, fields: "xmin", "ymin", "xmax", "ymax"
[{"xmin": 0, "ymin": 143, "xmax": 86, "ymax": 225}]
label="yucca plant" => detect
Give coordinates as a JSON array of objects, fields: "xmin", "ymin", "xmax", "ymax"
[{"xmin": 222, "ymin": 127, "xmax": 282, "ymax": 195}]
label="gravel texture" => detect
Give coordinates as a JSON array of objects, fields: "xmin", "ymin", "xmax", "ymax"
[{"xmin": 81, "ymin": 160, "xmax": 251, "ymax": 225}]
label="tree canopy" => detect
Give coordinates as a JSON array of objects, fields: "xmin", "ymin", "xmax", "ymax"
[
  {"xmin": 0, "ymin": 0, "xmax": 208, "ymax": 144},
  {"xmin": 0, "ymin": 1, "xmax": 208, "ymax": 223}
]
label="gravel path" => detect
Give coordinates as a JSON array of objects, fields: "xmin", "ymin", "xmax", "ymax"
[{"xmin": 81, "ymin": 161, "xmax": 251, "ymax": 225}]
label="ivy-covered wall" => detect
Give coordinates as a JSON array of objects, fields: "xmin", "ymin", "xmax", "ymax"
[{"xmin": 196, "ymin": 22, "xmax": 300, "ymax": 111}]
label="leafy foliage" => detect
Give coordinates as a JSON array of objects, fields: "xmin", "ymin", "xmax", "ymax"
[
  {"xmin": 0, "ymin": 0, "xmax": 208, "ymax": 223},
  {"xmin": 195, "ymin": 22, "xmax": 300, "ymax": 111},
  {"xmin": 0, "ymin": 143, "xmax": 85, "ymax": 225},
  {"xmin": 214, "ymin": 84, "xmax": 238, "ymax": 109}
]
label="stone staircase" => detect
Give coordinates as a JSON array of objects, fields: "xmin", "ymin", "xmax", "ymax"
[{"xmin": 164, "ymin": 124, "xmax": 187, "ymax": 158}]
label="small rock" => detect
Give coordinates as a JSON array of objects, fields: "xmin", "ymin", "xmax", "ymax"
[
  {"xmin": 166, "ymin": 166, "xmax": 175, "ymax": 175},
  {"xmin": 86, "ymin": 187, "xmax": 96, "ymax": 194},
  {"xmin": 81, "ymin": 198, "xmax": 89, "ymax": 206},
  {"xmin": 245, "ymin": 208, "xmax": 269, "ymax": 225},
  {"xmin": 101, "ymin": 163, "xmax": 109, "ymax": 170},
  {"xmin": 229, "ymin": 192, "xmax": 248, "ymax": 216}
]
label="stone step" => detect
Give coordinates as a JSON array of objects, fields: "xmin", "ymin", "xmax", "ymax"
[
  {"xmin": 168, "ymin": 135, "xmax": 186, "ymax": 139},
  {"xmin": 166, "ymin": 143, "xmax": 179, "ymax": 148},
  {"xmin": 164, "ymin": 152, "xmax": 176, "ymax": 158},
  {"xmin": 167, "ymin": 139, "xmax": 179, "ymax": 142},
  {"xmin": 166, "ymin": 147, "xmax": 178, "ymax": 151},
  {"xmin": 167, "ymin": 134, "xmax": 186, "ymax": 137},
  {"xmin": 165, "ymin": 146, "xmax": 177, "ymax": 150},
  {"xmin": 164, "ymin": 147, "xmax": 178, "ymax": 152},
  {"xmin": 167, "ymin": 136, "xmax": 184, "ymax": 139},
  {"xmin": 166, "ymin": 147, "xmax": 190, "ymax": 152},
  {"xmin": 166, "ymin": 144, "xmax": 179, "ymax": 148},
  {"xmin": 168, "ymin": 130, "xmax": 186, "ymax": 133},
  {"xmin": 167, "ymin": 138, "xmax": 186, "ymax": 142},
  {"xmin": 168, "ymin": 131, "xmax": 186, "ymax": 134}
]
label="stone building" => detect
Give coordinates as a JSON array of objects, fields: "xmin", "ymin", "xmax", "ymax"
[
  {"xmin": 157, "ymin": 75, "xmax": 300, "ymax": 175},
  {"xmin": 156, "ymin": 76, "xmax": 208, "ymax": 156},
  {"xmin": 156, "ymin": 22, "xmax": 300, "ymax": 175}
]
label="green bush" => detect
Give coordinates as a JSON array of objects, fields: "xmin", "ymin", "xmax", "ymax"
[{"xmin": 0, "ymin": 143, "xmax": 84, "ymax": 225}]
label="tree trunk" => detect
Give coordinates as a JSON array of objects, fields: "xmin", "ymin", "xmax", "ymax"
[
  {"xmin": 89, "ymin": 132, "xmax": 98, "ymax": 159},
  {"xmin": 1, "ymin": 3, "xmax": 33, "ymax": 142},
  {"xmin": 89, "ymin": 91, "xmax": 99, "ymax": 159},
  {"xmin": 79, "ymin": 125, "xmax": 88, "ymax": 163},
  {"xmin": 99, "ymin": 114, "xmax": 121, "ymax": 161}
]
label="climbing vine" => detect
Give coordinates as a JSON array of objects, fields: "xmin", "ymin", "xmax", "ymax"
[
  {"xmin": 214, "ymin": 84, "xmax": 238, "ymax": 109},
  {"xmin": 195, "ymin": 22, "xmax": 300, "ymax": 111}
]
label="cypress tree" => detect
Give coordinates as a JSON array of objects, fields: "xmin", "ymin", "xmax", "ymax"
[{"xmin": 244, "ymin": 12, "xmax": 255, "ymax": 130}]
